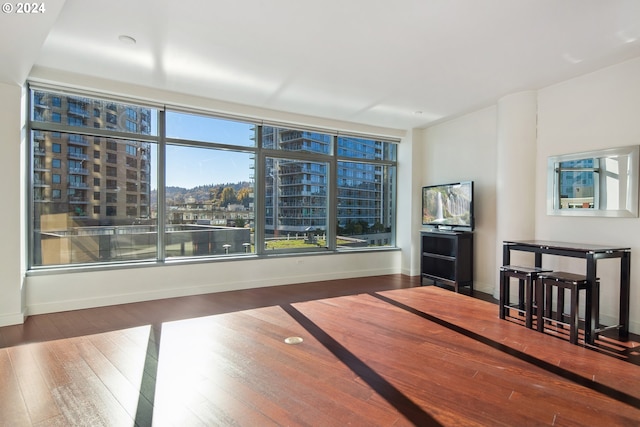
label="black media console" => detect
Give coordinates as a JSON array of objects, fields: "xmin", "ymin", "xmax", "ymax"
[{"xmin": 420, "ymin": 230, "xmax": 473, "ymax": 292}]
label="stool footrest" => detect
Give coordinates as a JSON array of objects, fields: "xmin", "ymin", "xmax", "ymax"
[
  {"xmin": 503, "ymin": 304, "xmax": 526, "ymax": 314},
  {"xmin": 593, "ymin": 324, "xmax": 620, "ymax": 334},
  {"xmin": 542, "ymin": 316, "xmax": 573, "ymax": 327},
  {"xmin": 542, "ymin": 317, "xmax": 571, "ymax": 328}
]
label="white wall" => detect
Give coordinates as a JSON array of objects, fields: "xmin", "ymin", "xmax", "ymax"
[
  {"xmin": 419, "ymin": 57, "xmax": 640, "ymax": 334},
  {"xmin": 536, "ymin": 57, "xmax": 640, "ymax": 332},
  {"xmin": 421, "ymin": 106, "xmax": 499, "ymax": 294},
  {"xmin": 26, "ymin": 251, "xmax": 401, "ymax": 315},
  {"xmin": 0, "ymin": 83, "xmax": 26, "ymax": 326}
]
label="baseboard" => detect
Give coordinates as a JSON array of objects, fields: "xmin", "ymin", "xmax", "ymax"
[
  {"xmin": 26, "ymin": 267, "xmax": 398, "ymax": 316},
  {"xmin": 0, "ymin": 311, "xmax": 26, "ymax": 327}
]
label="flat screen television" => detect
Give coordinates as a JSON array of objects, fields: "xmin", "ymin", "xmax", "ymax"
[{"xmin": 422, "ymin": 181, "xmax": 474, "ymax": 231}]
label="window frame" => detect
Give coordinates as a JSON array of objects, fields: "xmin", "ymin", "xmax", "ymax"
[{"xmin": 27, "ymin": 84, "xmax": 399, "ymax": 271}]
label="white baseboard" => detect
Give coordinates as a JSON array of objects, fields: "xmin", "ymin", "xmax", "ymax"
[
  {"xmin": 0, "ymin": 311, "xmax": 26, "ymax": 327},
  {"xmin": 25, "ymin": 267, "xmax": 398, "ymax": 317}
]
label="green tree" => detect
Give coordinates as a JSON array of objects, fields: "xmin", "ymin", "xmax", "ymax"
[
  {"xmin": 372, "ymin": 221, "xmax": 385, "ymax": 233},
  {"xmin": 353, "ymin": 222, "xmax": 363, "ymax": 234},
  {"xmin": 344, "ymin": 220, "xmax": 355, "ymax": 235}
]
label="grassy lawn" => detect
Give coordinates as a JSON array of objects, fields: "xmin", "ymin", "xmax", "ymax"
[
  {"xmin": 265, "ymin": 238, "xmax": 322, "ymax": 250},
  {"xmin": 264, "ymin": 237, "xmax": 352, "ymax": 250}
]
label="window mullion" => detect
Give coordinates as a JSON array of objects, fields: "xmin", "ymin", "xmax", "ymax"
[
  {"xmin": 31, "ymin": 121, "xmax": 160, "ymax": 144},
  {"xmin": 254, "ymin": 126, "xmax": 265, "ymax": 255},
  {"xmin": 327, "ymin": 136, "xmax": 338, "ymax": 251},
  {"xmin": 157, "ymin": 110, "xmax": 167, "ymax": 261}
]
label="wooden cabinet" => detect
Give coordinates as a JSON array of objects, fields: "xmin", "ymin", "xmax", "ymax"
[{"xmin": 420, "ymin": 231, "xmax": 473, "ymax": 292}]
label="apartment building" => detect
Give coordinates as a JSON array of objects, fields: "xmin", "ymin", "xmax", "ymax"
[
  {"xmin": 32, "ymin": 91, "xmax": 152, "ymax": 224},
  {"xmin": 263, "ymin": 127, "xmax": 393, "ymax": 241}
]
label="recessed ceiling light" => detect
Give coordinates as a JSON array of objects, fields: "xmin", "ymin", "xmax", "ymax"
[{"xmin": 118, "ymin": 35, "xmax": 137, "ymax": 45}]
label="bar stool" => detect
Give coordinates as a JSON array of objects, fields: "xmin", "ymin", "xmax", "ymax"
[
  {"xmin": 537, "ymin": 271, "xmax": 599, "ymax": 345},
  {"xmin": 499, "ymin": 265, "xmax": 552, "ymax": 329}
]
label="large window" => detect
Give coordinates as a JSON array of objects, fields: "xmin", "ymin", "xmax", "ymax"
[
  {"xmin": 264, "ymin": 156, "xmax": 329, "ymax": 251},
  {"xmin": 164, "ymin": 145, "xmax": 255, "ymax": 258},
  {"xmin": 165, "ymin": 111, "xmax": 256, "ymax": 258},
  {"xmin": 336, "ymin": 137, "xmax": 396, "ymax": 248},
  {"xmin": 29, "ymin": 87, "xmax": 397, "ymax": 268},
  {"xmin": 30, "ymin": 89, "xmax": 158, "ymax": 266}
]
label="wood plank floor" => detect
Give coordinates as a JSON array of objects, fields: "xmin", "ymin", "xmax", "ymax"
[{"xmin": 1, "ymin": 275, "xmax": 639, "ymax": 426}]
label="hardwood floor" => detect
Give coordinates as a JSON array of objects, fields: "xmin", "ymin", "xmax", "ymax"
[{"xmin": 1, "ymin": 275, "xmax": 639, "ymax": 426}]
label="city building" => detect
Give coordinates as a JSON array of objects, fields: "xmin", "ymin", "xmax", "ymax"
[
  {"xmin": 32, "ymin": 91, "xmax": 153, "ymax": 225},
  {"xmin": 263, "ymin": 128, "xmax": 394, "ymax": 244},
  {"xmin": 558, "ymin": 159, "xmax": 597, "ymax": 209},
  {"xmin": 30, "ymin": 91, "xmax": 155, "ymax": 264}
]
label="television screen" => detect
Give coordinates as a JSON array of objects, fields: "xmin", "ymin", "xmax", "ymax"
[{"xmin": 422, "ymin": 181, "xmax": 474, "ymax": 230}]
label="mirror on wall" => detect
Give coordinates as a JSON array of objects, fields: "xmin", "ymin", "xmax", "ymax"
[{"xmin": 547, "ymin": 145, "xmax": 640, "ymax": 217}]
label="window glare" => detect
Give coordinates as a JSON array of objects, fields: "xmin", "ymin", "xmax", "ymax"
[
  {"xmin": 32, "ymin": 90, "xmax": 157, "ymax": 136},
  {"xmin": 263, "ymin": 127, "xmax": 331, "ymax": 154},
  {"xmin": 338, "ymin": 136, "xmax": 396, "ymax": 161}
]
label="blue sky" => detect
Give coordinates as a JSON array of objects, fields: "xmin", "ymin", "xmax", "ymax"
[{"xmin": 160, "ymin": 112, "xmax": 256, "ymax": 189}]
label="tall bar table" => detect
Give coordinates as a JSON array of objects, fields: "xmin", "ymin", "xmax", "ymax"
[{"xmin": 503, "ymin": 240, "xmax": 631, "ymax": 345}]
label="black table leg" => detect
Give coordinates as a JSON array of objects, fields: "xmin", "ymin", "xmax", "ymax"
[
  {"xmin": 620, "ymin": 250, "xmax": 631, "ymax": 340},
  {"xmin": 585, "ymin": 253, "xmax": 597, "ymax": 345},
  {"xmin": 503, "ymin": 244, "xmax": 511, "ymax": 266}
]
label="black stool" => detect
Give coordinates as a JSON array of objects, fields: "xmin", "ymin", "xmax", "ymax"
[
  {"xmin": 537, "ymin": 271, "xmax": 599, "ymax": 344},
  {"xmin": 499, "ymin": 265, "xmax": 552, "ymax": 329}
]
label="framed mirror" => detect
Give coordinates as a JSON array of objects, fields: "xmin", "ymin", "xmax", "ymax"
[{"xmin": 547, "ymin": 145, "xmax": 640, "ymax": 217}]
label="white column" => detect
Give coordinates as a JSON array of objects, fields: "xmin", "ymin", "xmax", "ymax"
[
  {"xmin": 398, "ymin": 129, "xmax": 423, "ymax": 276},
  {"xmin": 0, "ymin": 83, "xmax": 26, "ymax": 326},
  {"xmin": 494, "ymin": 91, "xmax": 537, "ymax": 298}
]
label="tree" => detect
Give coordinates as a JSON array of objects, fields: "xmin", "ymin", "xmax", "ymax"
[
  {"xmin": 221, "ymin": 187, "xmax": 237, "ymax": 206},
  {"xmin": 353, "ymin": 222, "xmax": 363, "ymax": 234},
  {"xmin": 236, "ymin": 187, "xmax": 252, "ymax": 207},
  {"xmin": 210, "ymin": 186, "xmax": 223, "ymax": 202},
  {"xmin": 372, "ymin": 221, "xmax": 385, "ymax": 233},
  {"xmin": 344, "ymin": 220, "xmax": 355, "ymax": 235}
]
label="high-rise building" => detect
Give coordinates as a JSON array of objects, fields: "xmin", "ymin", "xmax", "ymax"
[
  {"xmin": 262, "ymin": 127, "xmax": 392, "ymax": 238},
  {"xmin": 263, "ymin": 127, "xmax": 329, "ymax": 234},
  {"xmin": 32, "ymin": 91, "xmax": 153, "ymax": 227},
  {"xmin": 336, "ymin": 136, "xmax": 392, "ymax": 235}
]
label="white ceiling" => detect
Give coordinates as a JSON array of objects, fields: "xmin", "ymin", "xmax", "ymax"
[{"xmin": 2, "ymin": 0, "xmax": 640, "ymax": 130}]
